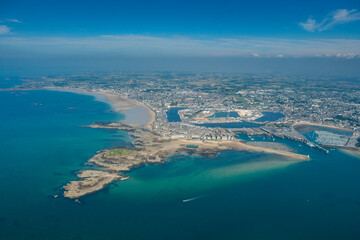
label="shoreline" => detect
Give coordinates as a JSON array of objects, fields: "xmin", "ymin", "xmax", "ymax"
[
  {"xmin": 168, "ymin": 139, "xmax": 309, "ymax": 160},
  {"xmin": 1, "ymin": 86, "xmax": 310, "ymax": 199},
  {"xmin": 63, "ymin": 122, "xmax": 310, "ymax": 199},
  {"xmin": 340, "ymin": 148, "xmax": 360, "ymax": 158},
  {"xmin": 41, "ymin": 88, "xmax": 310, "ymax": 162},
  {"xmin": 46, "ymin": 87, "xmax": 156, "ymax": 130}
]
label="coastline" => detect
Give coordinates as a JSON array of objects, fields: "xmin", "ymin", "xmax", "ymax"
[
  {"xmin": 340, "ymin": 148, "xmax": 360, "ymax": 158},
  {"xmin": 4, "ymin": 80, "xmax": 360, "ymax": 240},
  {"xmin": 1, "ymin": 87, "xmax": 309, "ymax": 199},
  {"xmin": 62, "ymin": 121, "xmax": 310, "ymax": 199},
  {"xmin": 46, "ymin": 87, "xmax": 156, "ymax": 129},
  {"xmin": 0, "ymin": 87, "xmax": 311, "ymax": 161},
  {"xmin": 167, "ymin": 139, "xmax": 309, "ymax": 160}
]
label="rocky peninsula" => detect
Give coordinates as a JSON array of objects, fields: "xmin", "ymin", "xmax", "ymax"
[{"xmin": 63, "ymin": 122, "xmax": 309, "ymax": 199}]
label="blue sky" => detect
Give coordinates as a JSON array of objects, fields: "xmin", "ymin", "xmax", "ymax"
[
  {"xmin": 1, "ymin": 0, "xmax": 360, "ymax": 75},
  {"xmin": 1, "ymin": 0, "xmax": 360, "ymax": 37}
]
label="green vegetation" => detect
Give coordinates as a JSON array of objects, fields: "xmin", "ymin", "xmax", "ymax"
[
  {"xmin": 106, "ymin": 148, "xmax": 136, "ymax": 157},
  {"xmin": 233, "ymin": 96, "xmax": 248, "ymax": 104}
]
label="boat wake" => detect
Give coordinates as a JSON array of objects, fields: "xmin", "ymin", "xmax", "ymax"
[{"xmin": 182, "ymin": 196, "xmax": 204, "ymax": 203}]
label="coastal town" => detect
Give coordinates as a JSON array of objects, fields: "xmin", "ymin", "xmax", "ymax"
[
  {"xmin": 10, "ymin": 72, "xmax": 360, "ymax": 199},
  {"xmin": 17, "ymin": 72, "xmax": 360, "ymax": 144}
]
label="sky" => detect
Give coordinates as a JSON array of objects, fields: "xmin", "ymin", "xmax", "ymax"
[{"xmin": 1, "ymin": 0, "xmax": 360, "ymax": 75}]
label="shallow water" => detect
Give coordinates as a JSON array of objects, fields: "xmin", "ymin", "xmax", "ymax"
[{"xmin": 1, "ymin": 89, "xmax": 360, "ymax": 240}]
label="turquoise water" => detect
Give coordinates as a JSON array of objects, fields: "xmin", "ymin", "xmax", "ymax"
[{"xmin": 1, "ymin": 89, "xmax": 360, "ymax": 239}]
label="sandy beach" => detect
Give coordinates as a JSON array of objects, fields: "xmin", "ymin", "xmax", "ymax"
[
  {"xmin": 46, "ymin": 87, "xmax": 156, "ymax": 129},
  {"xmin": 173, "ymin": 139, "xmax": 309, "ymax": 160},
  {"xmin": 340, "ymin": 148, "xmax": 360, "ymax": 158}
]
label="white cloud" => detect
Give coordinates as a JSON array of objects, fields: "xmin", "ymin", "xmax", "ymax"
[
  {"xmin": 299, "ymin": 18, "xmax": 322, "ymax": 32},
  {"xmin": 6, "ymin": 19, "xmax": 22, "ymax": 23},
  {"xmin": 0, "ymin": 25, "xmax": 10, "ymax": 34},
  {"xmin": 300, "ymin": 9, "xmax": 360, "ymax": 32},
  {"xmin": 0, "ymin": 35, "xmax": 359, "ymax": 58}
]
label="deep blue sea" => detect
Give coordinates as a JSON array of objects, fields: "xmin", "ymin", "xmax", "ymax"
[{"xmin": 1, "ymin": 87, "xmax": 360, "ymax": 239}]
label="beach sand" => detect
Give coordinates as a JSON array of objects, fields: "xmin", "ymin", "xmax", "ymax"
[
  {"xmin": 340, "ymin": 148, "xmax": 360, "ymax": 158},
  {"xmin": 46, "ymin": 87, "xmax": 156, "ymax": 130},
  {"xmin": 172, "ymin": 139, "xmax": 309, "ymax": 160}
]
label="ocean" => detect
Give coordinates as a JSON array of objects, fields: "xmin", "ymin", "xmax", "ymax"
[{"xmin": 1, "ymin": 86, "xmax": 360, "ymax": 239}]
